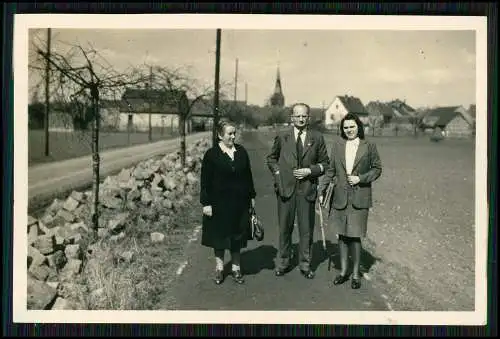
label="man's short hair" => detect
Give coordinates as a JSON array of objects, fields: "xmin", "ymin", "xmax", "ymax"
[{"xmin": 291, "ymin": 103, "xmax": 310, "ymax": 115}]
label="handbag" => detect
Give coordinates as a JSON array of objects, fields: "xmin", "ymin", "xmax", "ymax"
[{"xmin": 250, "ymin": 207, "xmax": 264, "ymax": 241}]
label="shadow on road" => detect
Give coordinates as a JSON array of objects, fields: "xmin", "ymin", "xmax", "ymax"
[
  {"xmin": 239, "ymin": 245, "xmax": 278, "ymax": 275},
  {"xmin": 236, "ymin": 240, "xmax": 381, "ymax": 277},
  {"xmin": 308, "ymin": 240, "xmax": 382, "ymax": 274}
]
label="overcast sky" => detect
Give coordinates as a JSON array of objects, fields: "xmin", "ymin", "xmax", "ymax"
[{"xmin": 28, "ymin": 28, "xmax": 476, "ymax": 109}]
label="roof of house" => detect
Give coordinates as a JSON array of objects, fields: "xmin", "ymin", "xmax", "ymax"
[
  {"xmin": 468, "ymin": 104, "xmax": 476, "ymax": 118},
  {"xmin": 337, "ymin": 95, "xmax": 368, "ymax": 116},
  {"xmin": 190, "ymin": 99, "xmax": 213, "ymax": 117},
  {"xmin": 365, "ymin": 101, "xmax": 394, "ymax": 117},
  {"xmin": 120, "ymin": 87, "xmax": 187, "ymax": 114},
  {"xmin": 389, "ymin": 99, "xmax": 416, "ymax": 117},
  {"xmin": 100, "ymin": 99, "xmax": 122, "ymax": 109},
  {"xmin": 422, "ymin": 106, "xmax": 472, "ymax": 128},
  {"xmin": 190, "ymin": 99, "xmax": 245, "ymax": 117}
]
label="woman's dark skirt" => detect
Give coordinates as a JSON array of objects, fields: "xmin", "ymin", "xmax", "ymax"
[
  {"xmin": 201, "ymin": 197, "xmax": 251, "ymax": 251},
  {"xmin": 330, "ymin": 187, "xmax": 369, "ymax": 238},
  {"xmin": 331, "ymin": 203, "xmax": 369, "ymax": 238}
]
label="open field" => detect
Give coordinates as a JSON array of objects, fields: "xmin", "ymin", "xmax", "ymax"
[
  {"xmin": 28, "ymin": 129, "xmax": 181, "ymax": 166},
  {"xmin": 260, "ymin": 130, "xmax": 476, "ymax": 310}
]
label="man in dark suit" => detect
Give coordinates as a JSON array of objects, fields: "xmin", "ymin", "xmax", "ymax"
[{"xmin": 266, "ymin": 103, "xmax": 330, "ymax": 279}]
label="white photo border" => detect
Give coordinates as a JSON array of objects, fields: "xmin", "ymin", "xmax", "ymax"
[{"xmin": 13, "ymin": 13, "xmax": 488, "ymax": 326}]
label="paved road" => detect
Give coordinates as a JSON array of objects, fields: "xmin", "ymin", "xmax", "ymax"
[
  {"xmin": 28, "ymin": 132, "xmax": 210, "ymax": 208},
  {"xmin": 160, "ymin": 130, "xmax": 390, "ymax": 311}
]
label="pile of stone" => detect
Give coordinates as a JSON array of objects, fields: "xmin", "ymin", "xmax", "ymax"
[{"xmin": 27, "ymin": 138, "xmax": 211, "ymax": 310}]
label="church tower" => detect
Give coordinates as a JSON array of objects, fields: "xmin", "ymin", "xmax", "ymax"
[{"xmin": 269, "ymin": 65, "xmax": 285, "ymax": 108}]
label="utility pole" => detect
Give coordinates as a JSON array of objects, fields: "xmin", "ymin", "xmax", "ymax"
[
  {"xmin": 245, "ymin": 82, "xmax": 248, "ymax": 105},
  {"xmin": 234, "ymin": 58, "xmax": 238, "ymax": 103},
  {"xmin": 148, "ymin": 65, "xmax": 153, "ymax": 142},
  {"xmin": 44, "ymin": 28, "xmax": 51, "ymax": 157},
  {"xmin": 212, "ymin": 29, "xmax": 221, "ymax": 146}
]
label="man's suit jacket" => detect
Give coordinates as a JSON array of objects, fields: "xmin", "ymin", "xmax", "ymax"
[
  {"xmin": 266, "ymin": 127, "xmax": 329, "ymax": 202},
  {"xmin": 318, "ymin": 137, "xmax": 382, "ymax": 212}
]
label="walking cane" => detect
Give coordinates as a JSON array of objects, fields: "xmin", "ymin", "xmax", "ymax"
[{"xmin": 316, "ymin": 201, "xmax": 332, "ymax": 270}]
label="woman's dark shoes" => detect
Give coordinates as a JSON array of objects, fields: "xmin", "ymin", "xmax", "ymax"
[
  {"xmin": 300, "ymin": 269, "xmax": 315, "ymax": 279},
  {"xmin": 231, "ymin": 270, "xmax": 245, "ymax": 284},
  {"xmin": 351, "ymin": 277, "xmax": 361, "ymax": 289},
  {"xmin": 214, "ymin": 269, "xmax": 224, "ymax": 285},
  {"xmin": 333, "ymin": 274, "xmax": 350, "ymax": 285}
]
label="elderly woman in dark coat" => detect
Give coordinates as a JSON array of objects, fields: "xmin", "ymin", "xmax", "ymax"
[
  {"xmin": 318, "ymin": 113, "xmax": 382, "ymax": 289},
  {"xmin": 200, "ymin": 119, "xmax": 256, "ymax": 285}
]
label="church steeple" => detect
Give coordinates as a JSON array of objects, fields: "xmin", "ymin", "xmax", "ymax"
[
  {"xmin": 270, "ymin": 65, "xmax": 285, "ymax": 108},
  {"xmin": 274, "ymin": 67, "xmax": 282, "ymax": 94}
]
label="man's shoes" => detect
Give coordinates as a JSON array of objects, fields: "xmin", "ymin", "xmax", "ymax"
[
  {"xmin": 214, "ymin": 269, "xmax": 224, "ymax": 285},
  {"xmin": 333, "ymin": 274, "xmax": 349, "ymax": 285},
  {"xmin": 300, "ymin": 269, "xmax": 315, "ymax": 279},
  {"xmin": 275, "ymin": 266, "xmax": 291, "ymax": 277},
  {"xmin": 231, "ymin": 270, "xmax": 245, "ymax": 284}
]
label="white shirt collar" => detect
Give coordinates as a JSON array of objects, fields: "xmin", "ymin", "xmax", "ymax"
[
  {"xmin": 346, "ymin": 137, "xmax": 360, "ymax": 146},
  {"xmin": 294, "ymin": 127, "xmax": 306, "ymax": 140},
  {"xmin": 218, "ymin": 141, "xmax": 236, "ymax": 158}
]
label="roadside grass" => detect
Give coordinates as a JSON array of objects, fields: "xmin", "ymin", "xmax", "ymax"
[
  {"xmin": 76, "ymin": 184, "xmax": 202, "ymax": 310},
  {"xmin": 29, "ymin": 129, "xmax": 179, "ymax": 166}
]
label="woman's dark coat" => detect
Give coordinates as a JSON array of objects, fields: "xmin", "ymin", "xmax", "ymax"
[{"xmin": 200, "ymin": 143, "xmax": 256, "ymax": 250}]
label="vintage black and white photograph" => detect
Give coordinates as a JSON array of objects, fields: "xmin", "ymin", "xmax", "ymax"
[{"xmin": 14, "ymin": 14, "xmax": 488, "ymax": 325}]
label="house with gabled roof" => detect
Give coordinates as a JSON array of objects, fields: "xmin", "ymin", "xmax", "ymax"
[
  {"xmin": 324, "ymin": 95, "xmax": 369, "ymax": 129},
  {"xmin": 389, "ymin": 99, "xmax": 417, "ymax": 123},
  {"xmin": 421, "ymin": 105, "xmax": 474, "ymax": 138},
  {"xmin": 99, "ymin": 99, "xmax": 122, "ymax": 130},
  {"xmin": 468, "ymin": 104, "xmax": 476, "ymax": 120},
  {"xmin": 118, "ymin": 87, "xmax": 189, "ymax": 133},
  {"xmin": 365, "ymin": 101, "xmax": 394, "ymax": 126},
  {"xmin": 46, "ymin": 101, "xmax": 76, "ymax": 132},
  {"xmin": 190, "ymin": 98, "xmax": 248, "ymax": 131}
]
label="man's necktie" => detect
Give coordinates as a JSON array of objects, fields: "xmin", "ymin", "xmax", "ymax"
[{"xmin": 296, "ymin": 129, "xmax": 304, "ymax": 168}]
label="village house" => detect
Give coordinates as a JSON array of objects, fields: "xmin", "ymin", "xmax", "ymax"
[
  {"xmin": 190, "ymin": 99, "xmax": 214, "ymax": 131},
  {"xmin": 421, "ymin": 105, "xmax": 475, "ymax": 138},
  {"xmin": 99, "ymin": 99, "xmax": 122, "ymax": 130},
  {"xmin": 389, "ymin": 99, "xmax": 416, "ymax": 120},
  {"xmin": 324, "ymin": 95, "xmax": 369, "ymax": 129},
  {"xmin": 190, "ymin": 99, "xmax": 245, "ymax": 131},
  {"xmin": 47, "ymin": 111, "xmax": 74, "ymax": 132},
  {"xmin": 468, "ymin": 104, "xmax": 476, "ymax": 120},
  {"xmin": 118, "ymin": 87, "xmax": 189, "ymax": 133},
  {"xmin": 365, "ymin": 101, "xmax": 394, "ymax": 126},
  {"xmin": 387, "ymin": 99, "xmax": 418, "ymax": 130},
  {"xmin": 46, "ymin": 101, "xmax": 81, "ymax": 132}
]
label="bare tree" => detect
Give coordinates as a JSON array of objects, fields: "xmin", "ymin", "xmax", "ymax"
[
  {"xmin": 133, "ymin": 64, "xmax": 232, "ymax": 167},
  {"xmin": 367, "ymin": 115, "xmax": 383, "ymax": 137},
  {"xmin": 34, "ymin": 39, "xmax": 144, "ymax": 238},
  {"xmin": 409, "ymin": 114, "xmax": 424, "ymax": 137}
]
